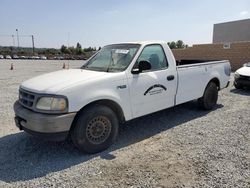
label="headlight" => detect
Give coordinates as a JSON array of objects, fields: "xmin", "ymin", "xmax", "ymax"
[
  {"xmin": 36, "ymin": 97, "xmax": 68, "ymax": 112},
  {"xmin": 234, "ymin": 72, "xmax": 240, "ymax": 79}
]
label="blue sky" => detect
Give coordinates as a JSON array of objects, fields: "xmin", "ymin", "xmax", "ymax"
[{"xmin": 0, "ymin": 0, "xmax": 249, "ymax": 48}]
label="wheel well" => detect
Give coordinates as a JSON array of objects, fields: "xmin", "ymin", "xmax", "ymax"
[
  {"xmin": 71, "ymin": 99, "xmax": 125, "ymax": 131},
  {"xmin": 209, "ymin": 78, "xmax": 220, "ymax": 90}
]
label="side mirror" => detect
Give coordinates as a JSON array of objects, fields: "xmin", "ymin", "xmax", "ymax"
[{"xmin": 132, "ymin": 60, "xmax": 151, "ymax": 74}]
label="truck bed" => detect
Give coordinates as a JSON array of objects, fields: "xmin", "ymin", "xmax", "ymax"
[
  {"xmin": 176, "ymin": 59, "xmax": 218, "ymax": 66},
  {"xmin": 175, "ymin": 59, "xmax": 230, "ymax": 106}
]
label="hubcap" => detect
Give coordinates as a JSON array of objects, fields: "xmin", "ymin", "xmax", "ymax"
[{"xmin": 86, "ymin": 116, "xmax": 111, "ymax": 144}]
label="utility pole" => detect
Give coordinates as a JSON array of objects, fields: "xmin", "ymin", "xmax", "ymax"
[
  {"xmin": 16, "ymin": 29, "xmax": 20, "ymax": 49},
  {"xmin": 31, "ymin": 35, "xmax": 35, "ymax": 55},
  {"xmin": 67, "ymin": 32, "xmax": 70, "ymax": 48},
  {"xmin": 12, "ymin": 35, "xmax": 15, "ymax": 47}
]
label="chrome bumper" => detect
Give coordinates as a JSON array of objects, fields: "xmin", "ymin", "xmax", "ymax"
[{"xmin": 14, "ymin": 101, "xmax": 76, "ymax": 134}]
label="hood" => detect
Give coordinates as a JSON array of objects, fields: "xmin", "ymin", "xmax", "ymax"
[
  {"xmin": 236, "ymin": 66, "xmax": 250, "ymax": 76},
  {"xmin": 21, "ymin": 69, "xmax": 106, "ymax": 94}
]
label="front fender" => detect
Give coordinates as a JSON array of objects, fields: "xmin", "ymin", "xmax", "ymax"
[{"xmin": 60, "ymin": 85, "xmax": 132, "ymax": 121}]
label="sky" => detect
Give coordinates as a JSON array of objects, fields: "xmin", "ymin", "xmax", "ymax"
[{"xmin": 0, "ymin": 0, "xmax": 249, "ymax": 48}]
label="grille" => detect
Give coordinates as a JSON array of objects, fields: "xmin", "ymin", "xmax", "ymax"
[
  {"xmin": 239, "ymin": 75, "xmax": 250, "ymax": 81},
  {"xmin": 19, "ymin": 89, "xmax": 36, "ymax": 109}
]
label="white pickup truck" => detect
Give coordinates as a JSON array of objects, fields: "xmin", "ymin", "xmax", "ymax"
[{"xmin": 14, "ymin": 41, "xmax": 231, "ymax": 153}]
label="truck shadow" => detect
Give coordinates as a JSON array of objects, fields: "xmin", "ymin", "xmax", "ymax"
[
  {"xmin": 0, "ymin": 101, "xmax": 223, "ymax": 183},
  {"xmin": 230, "ymin": 88, "xmax": 250, "ymax": 96}
]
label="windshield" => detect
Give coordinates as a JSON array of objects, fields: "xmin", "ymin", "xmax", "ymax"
[
  {"xmin": 82, "ymin": 44, "xmax": 140, "ymax": 72},
  {"xmin": 245, "ymin": 62, "xmax": 250, "ymax": 67}
]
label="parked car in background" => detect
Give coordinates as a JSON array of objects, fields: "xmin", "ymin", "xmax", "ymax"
[
  {"xmin": 5, "ymin": 55, "xmax": 12, "ymax": 59},
  {"xmin": 54, "ymin": 56, "xmax": 64, "ymax": 60},
  {"xmin": 40, "ymin": 56, "xmax": 47, "ymax": 60},
  {"xmin": 12, "ymin": 55, "xmax": 19, "ymax": 59},
  {"xmin": 32, "ymin": 56, "xmax": 40, "ymax": 60},
  {"xmin": 234, "ymin": 62, "xmax": 250, "ymax": 89},
  {"xmin": 0, "ymin": 55, "xmax": 4, "ymax": 59},
  {"xmin": 20, "ymin": 56, "xmax": 26, "ymax": 59}
]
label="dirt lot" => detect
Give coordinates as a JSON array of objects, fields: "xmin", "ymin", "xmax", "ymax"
[{"xmin": 0, "ymin": 60, "xmax": 249, "ymax": 188}]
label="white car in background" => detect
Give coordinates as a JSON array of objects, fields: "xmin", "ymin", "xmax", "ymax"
[
  {"xmin": 32, "ymin": 56, "xmax": 40, "ymax": 60},
  {"xmin": 40, "ymin": 56, "xmax": 47, "ymax": 60},
  {"xmin": 234, "ymin": 63, "xmax": 250, "ymax": 89},
  {"xmin": 0, "ymin": 55, "xmax": 4, "ymax": 59},
  {"xmin": 5, "ymin": 55, "xmax": 12, "ymax": 59},
  {"xmin": 13, "ymin": 55, "xmax": 19, "ymax": 59}
]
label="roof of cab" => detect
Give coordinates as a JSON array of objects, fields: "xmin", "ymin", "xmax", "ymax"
[{"xmin": 107, "ymin": 41, "xmax": 166, "ymax": 46}]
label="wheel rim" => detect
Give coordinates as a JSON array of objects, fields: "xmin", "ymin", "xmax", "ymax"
[{"xmin": 86, "ymin": 116, "xmax": 112, "ymax": 144}]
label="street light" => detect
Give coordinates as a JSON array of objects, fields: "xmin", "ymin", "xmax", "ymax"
[
  {"xmin": 31, "ymin": 35, "xmax": 35, "ymax": 55},
  {"xmin": 16, "ymin": 29, "xmax": 20, "ymax": 49}
]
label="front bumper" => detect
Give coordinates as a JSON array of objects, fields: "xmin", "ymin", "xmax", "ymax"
[
  {"xmin": 234, "ymin": 77, "xmax": 250, "ymax": 87},
  {"xmin": 14, "ymin": 101, "xmax": 76, "ymax": 141}
]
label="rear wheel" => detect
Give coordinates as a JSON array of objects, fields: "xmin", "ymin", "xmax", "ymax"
[
  {"xmin": 71, "ymin": 105, "xmax": 119, "ymax": 153},
  {"xmin": 198, "ymin": 82, "xmax": 218, "ymax": 110}
]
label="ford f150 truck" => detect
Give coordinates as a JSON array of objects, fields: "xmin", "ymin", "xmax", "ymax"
[{"xmin": 14, "ymin": 41, "xmax": 231, "ymax": 153}]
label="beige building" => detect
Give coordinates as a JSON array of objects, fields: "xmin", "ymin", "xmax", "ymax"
[
  {"xmin": 172, "ymin": 42, "xmax": 250, "ymax": 71},
  {"xmin": 172, "ymin": 19, "xmax": 250, "ymax": 71},
  {"xmin": 213, "ymin": 19, "xmax": 250, "ymax": 43}
]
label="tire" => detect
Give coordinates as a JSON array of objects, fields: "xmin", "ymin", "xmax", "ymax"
[
  {"xmin": 234, "ymin": 82, "xmax": 243, "ymax": 89},
  {"xmin": 198, "ymin": 82, "xmax": 218, "ymax": 110},
  {"xmin": 70, "ymin": 105, "xmax": 119, "ymax": 153}
]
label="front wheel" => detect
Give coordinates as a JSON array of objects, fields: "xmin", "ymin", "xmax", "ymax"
[
  {"xmin": 70, "ymin": 105, "xmax": 119, "ymax": 153},
  {"xmin": 198, "ymin": 82, "xmax": 218, "ymax": 110}
]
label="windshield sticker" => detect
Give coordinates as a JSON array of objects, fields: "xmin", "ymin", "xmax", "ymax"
[
  {"xmin": 115, "ymin": 49, "xmax": 129, "ymax": 54},
  {"xmin": 144, "ymin": 84, "xmax": 167, "ymax": 96}
]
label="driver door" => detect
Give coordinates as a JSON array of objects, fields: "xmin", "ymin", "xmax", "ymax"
[{"xmin": 127, "ymin": 44, "xmax": 177, "ymax": 118}]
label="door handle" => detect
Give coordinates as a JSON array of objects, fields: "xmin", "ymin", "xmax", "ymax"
[{"xmin": 167, "ymin": 75, "xmax": 175, "ymax": 81}]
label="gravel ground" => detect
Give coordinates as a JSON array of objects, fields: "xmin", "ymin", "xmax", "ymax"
[{"xmin": 0, "ymin": 60, "xmax": 249, "ymax": 188}]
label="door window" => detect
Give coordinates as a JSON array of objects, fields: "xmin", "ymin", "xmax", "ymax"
[{"xmin": 135, "ymin": 45, "xmax": 168, "ymax": 71}]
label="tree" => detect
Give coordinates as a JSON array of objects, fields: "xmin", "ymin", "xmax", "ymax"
[
  {"xmin": 168, "ymin": 41, "xmax": 176, "ymax": 49},
  {"xmin": 167, "ymin": 40, "xmax": 187, "ymax": 49},
  {"xmin": 45, "ymin": 48, "xmax": 59, "ymax": 55},
  {"xmin": 76, "ymin": 42, "xmax": 82, "ymax": 55},
  {"xmin": 68, "ymin": 46, "xmax": 76, "ymax": 54},
  {"xmin": 176, "ymin": 40, "xmax": 185, "ymax": 49},
  {"xmin": 98, "ymin": 46, "xmax": 102, "ymax": 51},
  {"xmin": 60, "ymin": 45, "xmax": 67, "ymax": 54},
  {"xmin": 84, "ymin": 47, "xmax": 93, "ymax": 52},
  {"xmin": 76, "ymin": 42, "xmax": 82, "ymax": 49}
]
